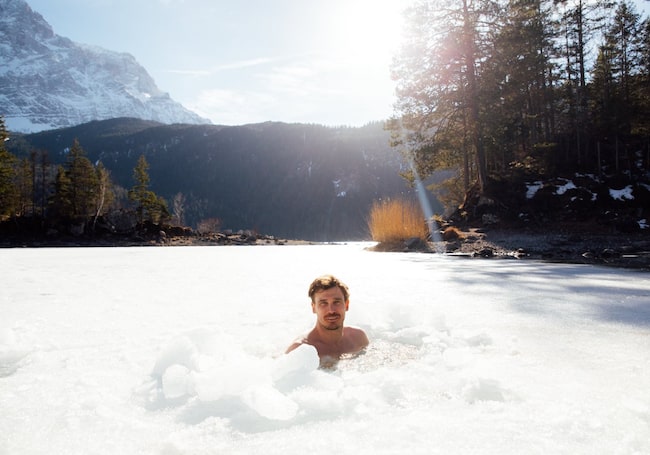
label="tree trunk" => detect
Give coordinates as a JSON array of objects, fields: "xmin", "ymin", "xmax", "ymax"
[{"xmin": 462, "ymin": 0, "xmax": 488, "ymax": 191}]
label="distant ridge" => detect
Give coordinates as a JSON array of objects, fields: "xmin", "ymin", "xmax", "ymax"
[
  {"xmin": 9, "ymin": 119, "xmax": 416, "ymax": 241},
  {"xmin": 0, "ymin": 0, "xmax": 211, "ymax": 132}
]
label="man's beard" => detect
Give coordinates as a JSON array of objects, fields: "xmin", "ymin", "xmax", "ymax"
[{"xmin": 322, "ymin": 313, "xmax": 342, "ymax": 330}]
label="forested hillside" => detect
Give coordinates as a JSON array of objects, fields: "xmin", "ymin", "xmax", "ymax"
[
  {"xmin": 390, "ymin": 1, "xmax": 650, "ymax": 214},
  {"xmin": 5, "ymin": 118, "xmax": 415, "ymax": 241}
]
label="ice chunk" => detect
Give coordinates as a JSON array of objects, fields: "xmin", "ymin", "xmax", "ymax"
[
  {"xmin": 0, "ymin": 327, "xmax": 29, "ymax": 377},
  {"xmin": 464, "ymin": 332, "xmax": 493, "ymax": 347},
  {"xmin": 271, "ymin": 344, "xmax": 319, "ymax": 382},
  {"xmin": 242, "ymin": 384, "xmax": 298, "ymax": 420},
  {"xmin": 388, "ymin": 327, "xmax": 429, "ymax": 346},
  {"xmin": 0, "ymin": 350, "xmax": 29, "ymax": 377},
  {"xmin": 193, "ymin": 355, "xmax": 264, "ymax": 401},
  {"xmin": 462, "ymin": 378, "xmax": 506, "ymax": 403},
  {"xmin": 162, "ymin": 364, "xmax": 191, "ymax": 399},
  {"xmin": 152, "ymin": 336, "xmax": 199, "ymax": 377}
]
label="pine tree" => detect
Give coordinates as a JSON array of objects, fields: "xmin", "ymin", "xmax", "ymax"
[
  {"xmin": 481, "ymin": 0, "xmax": 558, "ymax": 172},
  {"xmin": 51, "ymin": 165, "xmax": 73, "ymax": 218},
  {"xmin": 129, "ymin": 154, "xmax": 166, "ymax": 224},
  {"xmin": 635, "ymin": 17, "xmax": 650, "ymax": 137},
  {"xmin": 554, "ymin": 0, "xmax": 616, "ymax": 165},
  {"xmin": 16, "ymin": 157, "xmax": 34, "ymax": 216},
  {"xmin": 389, "ymin": 0, "xmax": 499, "ymax": 197},
  {"xmin": 36, "ymin": 149, "xmax": 51, "ymax": 216},
  {"xmin": 0, "ymin": 116, "xmax": 18, "ymax": 220},
  {"xmin": 592, "ymin": 2, "xmax": 642, "ymax": 139},
  {"xmin": 66, "ymin": 139, "xmax": 99, "ymax": 218},
  {"xmin": 49, "ymin": 139, "xmax": 103, "ymax": 223}
]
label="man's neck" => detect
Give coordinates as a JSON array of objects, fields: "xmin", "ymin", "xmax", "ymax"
[{"xmin": 312, "ymin": 324, "xmax": 344, "ymax": 345}]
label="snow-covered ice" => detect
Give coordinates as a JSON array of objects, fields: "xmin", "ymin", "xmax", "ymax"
[{"xmin": 1, "ymin": 244, "xmax": 650, "ymax": 454}]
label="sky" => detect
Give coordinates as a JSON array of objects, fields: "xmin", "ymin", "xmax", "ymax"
[
  {"xmin": 24, "ymin": 0, "xmax": 650, "ymax": 128},
  {"xmin": 25, "ymin": 0, "xmax": 414, "ymax": 127},
  {"xmin": 1, "ymin": 244, "xmax": 650, "ymax": 454}
]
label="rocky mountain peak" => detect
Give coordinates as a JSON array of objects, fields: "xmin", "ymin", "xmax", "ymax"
[
  {"xmin": 0, "ymin": 0, "xmax": 59, "ymax": 51},
  {"xmin": 0, "ymin": 0, "xmax": 210, "ymax": 132}
]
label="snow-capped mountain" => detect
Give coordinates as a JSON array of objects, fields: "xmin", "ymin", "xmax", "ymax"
[{"xmin": 0, "ymin": 0, "xmax": 210, "ymax": 133}]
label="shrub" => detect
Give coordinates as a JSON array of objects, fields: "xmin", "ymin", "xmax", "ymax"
[
  {"xmin": 368, "ymin": 199, "xmax": 429, "ymax": 243},
  {"xmin": 196, "ymin": 217, "xmax": 221, "ymax": 234}
]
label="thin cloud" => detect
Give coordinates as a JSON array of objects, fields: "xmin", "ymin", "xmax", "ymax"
[
  {"xmin": 257, "ymin": 55, "xmax": 347, "ymax": 98},
  {"xmin": 162, "ymin": 57, "xmax": 274, "ymax": 77},
  {"xmin": 163, "ymin": 69, "xmax": 212, "ymax": 76},
  {"xmin": 213, "ymin": 57, "xmax": 274, "ymax": 71},
  {"xmin": 179, "ymin": 51, "xmax": 394, "ymax": 126}
]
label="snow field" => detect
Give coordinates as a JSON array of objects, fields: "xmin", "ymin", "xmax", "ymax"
[{"xmin": 1, "ymin": 244, "xmax": 649, "ymax": 454}]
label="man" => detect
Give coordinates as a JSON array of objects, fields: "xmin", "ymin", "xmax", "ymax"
[{"xmin": 286, "ymin": 274, "xmax": 369, "ymax": 367}]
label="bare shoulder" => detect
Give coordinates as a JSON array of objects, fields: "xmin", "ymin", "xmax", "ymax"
[
  {"xmin": 285, "ymin": 335, "xmax": 309, "ymax": 354},
  {"xmin": 345, "ymin": 326, "xmax": 369, "ymax": 349}
]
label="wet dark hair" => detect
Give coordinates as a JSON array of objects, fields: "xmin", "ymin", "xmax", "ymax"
[{"xmin": 308, "ymin": 274, "xmax": 350, "ymax": 302}]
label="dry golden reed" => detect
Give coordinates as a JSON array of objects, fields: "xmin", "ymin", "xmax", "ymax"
[{"xmin": 368, "ymin": 199, "xmax": 429, "ymax": 243}]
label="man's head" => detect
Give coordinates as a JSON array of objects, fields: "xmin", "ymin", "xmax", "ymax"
[
  {"xmin": 308, "ymin": 275, "xmax": 350, "ymax": 331},
  {"xmin": 308, "ymin": 274, "xmax": 350, "ymax": 303}
]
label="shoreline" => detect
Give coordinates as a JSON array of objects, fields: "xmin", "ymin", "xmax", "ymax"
[
  {"xmin": 2, "ymin": 228, "xmax": 649, "ymax": 270},
  {"xmin": 435, "ymin": 228, "xmax": 650, "ymax": 270},
  {"xmin": 370, "ymin": 227, "xmax": 650, "ymax": 271}
]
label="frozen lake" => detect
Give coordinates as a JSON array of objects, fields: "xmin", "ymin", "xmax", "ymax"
[{"xmin": 1, "ymin": 244, "xmax": 649, "ymax": 454}]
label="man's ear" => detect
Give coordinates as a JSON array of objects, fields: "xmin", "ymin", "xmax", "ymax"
[
  {"xmin": 345, "ymin": 299, "xmax": 350, "ymax": 311},
  {"xmin": 311, "ymin": 301, "xmax": 316, "ymax": 313}
]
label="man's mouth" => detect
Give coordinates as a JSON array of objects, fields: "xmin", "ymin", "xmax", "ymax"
[{"xmin": 325, "ymin": 314, "xmax": 340, "ymax": 321}]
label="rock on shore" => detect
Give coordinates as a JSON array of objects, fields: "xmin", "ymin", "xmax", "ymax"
[{"xmin": 436, "ymin": 227, "xmax": 650, "ymax": 270}]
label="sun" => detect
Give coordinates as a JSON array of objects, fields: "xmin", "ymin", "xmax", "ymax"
[{"xmin": 328, "ymin": 0, "xmax": 411, "ymax": 65}]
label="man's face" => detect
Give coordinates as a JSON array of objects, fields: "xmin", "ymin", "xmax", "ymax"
[{"xmin": 311, "ymin": 286, "xmax": 349, "ymax": 331}]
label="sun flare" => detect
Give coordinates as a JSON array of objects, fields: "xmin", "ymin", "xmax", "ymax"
[{"xmin": 328, "ymin": 0, "xmax": 411, "ymax": 64}]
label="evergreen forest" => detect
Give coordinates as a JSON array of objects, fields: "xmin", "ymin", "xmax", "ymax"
[{"xmin": 389, "ymin": 0, "xmax": 650, "ymax": 212}]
